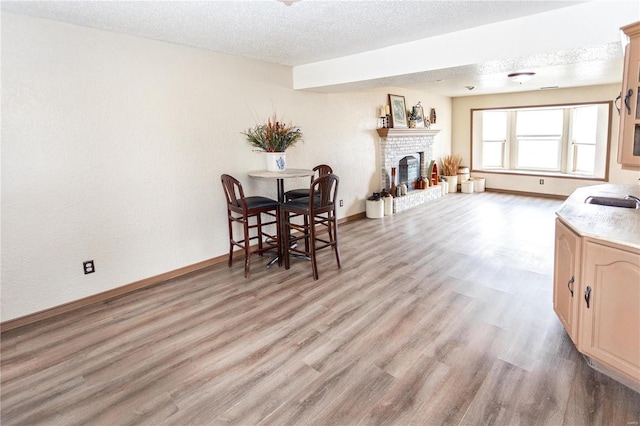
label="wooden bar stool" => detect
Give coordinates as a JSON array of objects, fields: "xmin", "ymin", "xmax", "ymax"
[
  {"xmin": 282, "ymin": 173, "xmax": 341, "ymax": 280},
  {"xmin": 284, "ymin": 164, "xmax": 333, "ymax": 201},
  {"xmin": 221, "ymin": 174, "xmax": 280, "ymax": 278}
]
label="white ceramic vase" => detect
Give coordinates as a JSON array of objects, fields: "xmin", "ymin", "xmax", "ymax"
[
  {"xmin": 445, "ymin": 175, "xmax": 458, "ymax": 192},
  {"xmin": 265, "ymin": 152, "xmax": 286, "ymax": 172},
  {"xmin": 383, "ymin": 194, "xmax": 393, "ymax": 215},
  {"xmin": 439, "ymin": 181, "xmax": 448, "ymax": 196}
]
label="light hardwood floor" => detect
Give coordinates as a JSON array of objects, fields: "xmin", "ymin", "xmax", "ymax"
[{"xmin": 2, "ymin": 191, "xmax": 639, "ymax": 425}]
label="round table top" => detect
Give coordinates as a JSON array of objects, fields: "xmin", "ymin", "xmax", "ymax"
[{"xmin": 248, "ymin": 168, "xmax": 314, "ymax": 180}]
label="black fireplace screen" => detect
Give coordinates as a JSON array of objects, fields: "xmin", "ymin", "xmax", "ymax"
[{"xmin": 399, "ymin": 155, "xmax": 419, "ymax": 190}]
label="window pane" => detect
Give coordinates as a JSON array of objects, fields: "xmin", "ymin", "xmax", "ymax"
[
  {"xmin": 574, "ymin": 144, "xmax": 595, "ymax": 174},
  {"xmin": 517, "ymin": 138, "xmax": 560, "ymax": 169},
  {"xmin": 572, "ymin": 106, "xmax": 597, "ymax": 145},
  {"xmin": 516, "ymin": 109, "xmax": 563, "ymax": 136},
  {"xmin": 483, "ymin": 111, "xmax": 507, "ymax": 140},
  {"xmin": 482, "ymin": 141, "xmax": 504, "ymax": 168}
]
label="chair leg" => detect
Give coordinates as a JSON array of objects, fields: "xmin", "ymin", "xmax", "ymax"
[
  {"xmin": 284, "ymin": 211, "xmax": 291, "ymax": 270},
  {"xmin": 227, "ymin": 213, "xmax": 234, "ymax": 268},
  {"xmin": 276, "ymin": 208, "xmax": 283, "ymax": 268},
  {"xmin": 303, "ymin": 215, "xmax": 310, "ymax": 253},
  {"xmin": 256, "ymin": 213, "xmax": 264, "ymax": 255},
  {"xmin": 332, "ymin": 214, "xmax": 342, "ymax": 268},
  {"xmin": 309, "ymin": 214, "xmax": 318, "ymax": 280},
  {"xmin": 243, "ymin": 218, "xmax": 251, "ymax": 278}
]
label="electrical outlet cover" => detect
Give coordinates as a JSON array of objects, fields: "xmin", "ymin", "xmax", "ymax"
[{"xmin": 83, "ymin": 260, "xmax": 95, "ymax": 274}]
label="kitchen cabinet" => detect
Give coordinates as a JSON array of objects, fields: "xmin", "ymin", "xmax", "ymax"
[
  {"xmin": 555, "ymin": 185, "xmax": 640, "ymax": 390},
  {"xmin": 578, "ymin": 239, "xmax": 640, "ymax": 385},
  {"xmin": 617, "ymin": 21, "xmax": 640, "ymax": 167},
  {"xmin": 553, "ymin": 219, "xmax": 581, "ymax": 344},
  {"xmin": 554, "ymin": 183, "xmax": 640, "ymax": 391}
]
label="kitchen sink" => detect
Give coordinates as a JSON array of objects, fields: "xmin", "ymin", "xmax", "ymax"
[{"xmin": 584, "ymin": 195, "xmax": 640, "ymax": 209}]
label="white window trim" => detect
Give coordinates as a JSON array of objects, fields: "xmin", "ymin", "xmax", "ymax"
[{"xmin": 471, "ymin": 102, "xmax": 611, "ymax": 180}]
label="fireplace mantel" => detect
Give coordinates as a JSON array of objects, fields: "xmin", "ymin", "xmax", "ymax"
[{"xmin": 376, "ymin": 128, "xmax": 441, "ymax": 138}]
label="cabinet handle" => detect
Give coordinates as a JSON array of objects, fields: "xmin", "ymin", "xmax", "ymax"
[
  {"xmin": 567, "ymin": 276, "xmax": 574, "ymax": 297},
  {"xmin": 584, "ymin": 286, "xmax": 592, "ymax": 309},
  {"xmin": 615, "ymin": 92, "xmax": 621, "ymax": 114},
  {"xmin": 624, "ymin": 88, "xmax": 633, "ymax": 115}
]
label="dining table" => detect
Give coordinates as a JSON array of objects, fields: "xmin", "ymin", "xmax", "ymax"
[{"xmin": 248, "ymin": 168, "xmax": 315, "ymax": 267}]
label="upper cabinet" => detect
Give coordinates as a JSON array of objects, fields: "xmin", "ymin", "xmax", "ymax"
[{"xmin": 617, "ymin": 21, "xmax": 640, "ymax": 167}]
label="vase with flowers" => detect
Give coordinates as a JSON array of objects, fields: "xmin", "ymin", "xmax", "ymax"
[
  {"xmin": 441, "ymin": 154, "xmax": 462, "ymax": 193},
  {"xmin": 242, "ymin": 113, "xmax": 303, "ymax": 172}
]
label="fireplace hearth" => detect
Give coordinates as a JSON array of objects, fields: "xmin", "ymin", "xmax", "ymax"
[{"xmin": 377, "ymin": 128, "xmax": 442, "ymax": 213}]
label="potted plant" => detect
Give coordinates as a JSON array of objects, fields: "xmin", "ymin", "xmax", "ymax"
[
  {"xmin": 441, "ymin": 154, "xmax": 462, "ymax": 193},
  {"xmin": 242, "ymin": 113, "xmax": 303, "ymax": 171}
]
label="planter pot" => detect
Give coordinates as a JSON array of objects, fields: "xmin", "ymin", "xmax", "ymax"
[
  {"xmin": 439, "ymin": 181, "xmax": 448, "ymax": 196},
  {"xmin": 265, "ymin": 152, "xmax": 286, "ymax": 172},
  {"xmin": 461, "ymin": 180, "xmax": 474, "ymax": 193},
  {"xmin": 470, "ymin": 177, "xmax": 486, "ymax": 192},
  {"xmin": 445, "ymin": 175, "xmax": 458, "ymax": 192},
  {"xmin": 383, "ymin": 194, "xmax": 394, "ymax": 215},
  {"xmin": 365, "ymin": 199, "xmax": 384, "ymax": 219}
]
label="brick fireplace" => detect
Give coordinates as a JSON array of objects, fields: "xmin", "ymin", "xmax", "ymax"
[{"xmin": 377, "ymin": 128, "xmax": 442, "ymax": 213}]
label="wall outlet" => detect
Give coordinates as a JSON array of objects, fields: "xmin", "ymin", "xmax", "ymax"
[
  {"xmin": 339, "ymin": 200, "xmax": 344, "ymax": 207},
  {"xmin": 539, "ymin": 179, "xmax": 544, "ymax": 185},
  {"xmin": 83, "ymin": 260, "xmax": 95, "ymax": 274}
]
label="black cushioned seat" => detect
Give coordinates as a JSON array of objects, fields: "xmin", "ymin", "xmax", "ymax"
[{"xmin": 242, "ymin": 196, "xmax": 280, "ymax": 210}]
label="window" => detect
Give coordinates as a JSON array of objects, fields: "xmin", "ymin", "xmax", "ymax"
[
  {"xmin": 514, "ymin": 109, "xmax": 563, "ymax": 171},
  {"xmin": 471, "ymin": 102, "xmax": 611, "ymax": 179},
  {"xmin": 570, "ymin": 106, "xmax": 598, "ymax": 174},
  {"xmin": 481, "ymin": 111, "xmax": 507, "ymax": 168}
]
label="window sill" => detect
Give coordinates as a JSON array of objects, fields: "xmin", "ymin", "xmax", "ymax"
[{"xmin": 472, "ymin": 169, "xmax": 606, "ymax": 181}]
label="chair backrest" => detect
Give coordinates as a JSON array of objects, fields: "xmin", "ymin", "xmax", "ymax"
[
  {"xmin": 309, "ymin": 173, "xmax": 339, "ymax": 213},
  {"xmin": 221, "ymin": 174, "xmax": 246, "ymax": 211},
  {"xmin": 311, "ymin": 164, "xmax": 333, "ymax": 183}
]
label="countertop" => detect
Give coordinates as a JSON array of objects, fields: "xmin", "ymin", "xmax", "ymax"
[{"xmin": 556, "ymin": 184, "xmax": 640, "ymax": 250}]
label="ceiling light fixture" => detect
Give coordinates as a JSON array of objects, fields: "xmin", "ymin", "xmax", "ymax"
[
  {"xmin": 277, "ymin": 0, "xmax": 301, "ymax": 5},
  {"xmin": 507, "ymin": 72, "xmax": 536, "ymax": 84}
]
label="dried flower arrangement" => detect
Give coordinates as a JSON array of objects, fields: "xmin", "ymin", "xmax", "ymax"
[
  {"xmin": 441, "ymin": 154, "xmax": 462, "ymax": 176},
  {"xmin": 242, "ymin": 113, "xmax": 303, "ymax": 152}
]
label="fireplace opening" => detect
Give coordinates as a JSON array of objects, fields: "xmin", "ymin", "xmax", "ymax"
[{"xmin": 399, "ymin": 155, "xmax": 420, "ymax": 190}]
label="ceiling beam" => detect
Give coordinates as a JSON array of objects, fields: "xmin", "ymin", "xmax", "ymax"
[{"xmin": 293, "ymin": 2, "xmax": 638, "ymax": 92}]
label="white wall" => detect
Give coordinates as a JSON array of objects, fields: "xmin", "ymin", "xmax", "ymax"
[
  {"xmin": 1, "ymin": 13, "xmax": 452, "ymax": 322},
  {"xmin": 452, "ymin": 85, "xmax": 640, "ymax": 196}
]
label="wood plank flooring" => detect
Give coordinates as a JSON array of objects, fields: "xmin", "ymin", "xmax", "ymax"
[{"xmin": 2, "ymin": 191, "xmax": 639, "ymax": 425}]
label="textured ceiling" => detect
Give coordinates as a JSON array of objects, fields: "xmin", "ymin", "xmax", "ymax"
[{"xmin": 1, "ymin": 0, "xmax": 635, "ymax": 96}]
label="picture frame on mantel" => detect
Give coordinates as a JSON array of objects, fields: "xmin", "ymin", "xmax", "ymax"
[
  {"xmin": 388, "ymin": 94, "xmax": 408, "ymax": 128},
  {"xmin": 413, "ymin": 104, "xmax": 427, "ymax": 128}
]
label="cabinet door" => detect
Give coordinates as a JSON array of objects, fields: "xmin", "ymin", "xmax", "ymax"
[
  {"xmin": 553, "ymin": 219, "xmax": 581, "ymax": 343},
  {"xmin": 579, "ymin": 241, "xmax": 640, "ymax": 383},
  {"xmin": 618, "ymin": 22, "xmax": 640, "ymax": 167}
]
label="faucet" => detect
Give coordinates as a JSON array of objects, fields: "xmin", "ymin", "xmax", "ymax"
[{"xmin": 624, "ymin": 195, "xmax": 640, "ymax": 209}]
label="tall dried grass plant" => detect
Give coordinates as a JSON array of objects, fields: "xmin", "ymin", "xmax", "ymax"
[{"xmin": 441, "ymin": 154, "xmax": 462, "ymax": 176}]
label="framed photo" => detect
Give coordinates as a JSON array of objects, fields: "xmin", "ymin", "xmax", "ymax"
[
  {"xmin": 388, "ymin": 94, "xmax": 407, "ymax": 128},
  {"xmin": 413, "ymin": 105, "xmax": 426, "ymax": 128}
]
